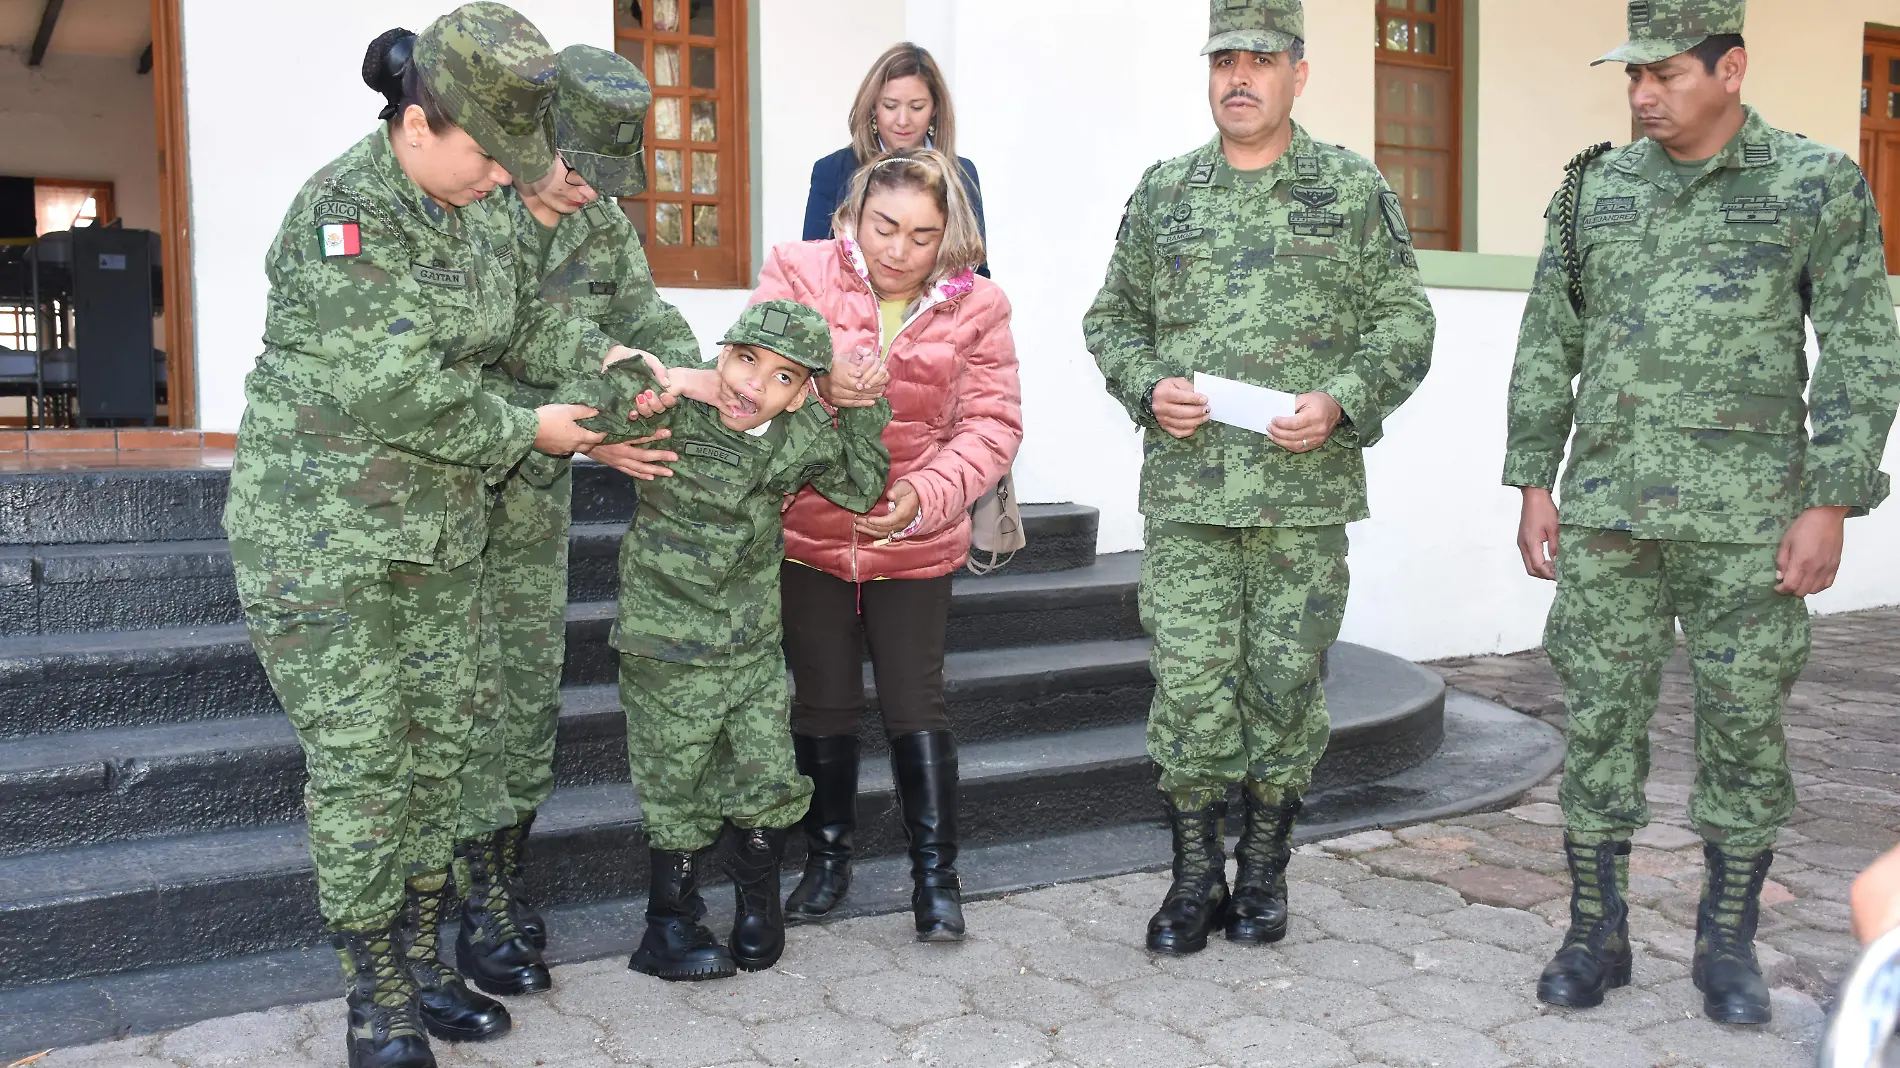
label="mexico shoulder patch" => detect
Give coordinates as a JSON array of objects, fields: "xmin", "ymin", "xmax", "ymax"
[{"xmin": 320, "ymin": 222, "xmax": 361, "ymax": 258}]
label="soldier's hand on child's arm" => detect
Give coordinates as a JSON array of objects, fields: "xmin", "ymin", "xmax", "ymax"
[
  {"xmin": 1151, "ymin": 377, "xmax": 1211, "ymax": 439},
  {"xmin": 1516, "ymin": 487, "xmax": 1560, "ymax": 581},
  {"xmin": 582, "ymin": 430, "xmax": 678, "ymax": 480},
  {"xmin": 534, "ymin": 403, "xmax": 606, "ymax": 456},
  {"xmin": 1774, "ymin": 506, "xmax": 1850, "ymax": 597},
  {"xmin": 1267, "ymin": 392, "xmax": 1343, "ymax": 453}
]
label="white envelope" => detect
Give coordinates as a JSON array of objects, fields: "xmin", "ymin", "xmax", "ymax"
[{"xmin": 1193, "ymin": 371, "xmax": 1297, "ymax": 435}]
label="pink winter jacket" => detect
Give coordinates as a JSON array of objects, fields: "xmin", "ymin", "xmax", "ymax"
[{"xmin": 752, "ymin": 239, "xmax": 1023, "ymax": 581}]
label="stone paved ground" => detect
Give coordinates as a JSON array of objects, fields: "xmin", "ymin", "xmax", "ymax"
[{"xmin": 21, "ymin": 608, "xmax": 1900, "ymax": 1068}]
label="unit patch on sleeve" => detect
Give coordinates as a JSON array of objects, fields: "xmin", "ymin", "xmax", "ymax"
[
  {"xmin": 320, "ymin": 222, "xmax": 361, "ymax": 258},
  {"xmin": 1721, "ymin": 196, "xmax": 1784, "ymax": 223},
  {"xmin": 1380, "ymin": 191, "xmax": 1412, "ymax": 244},
  {"xmin": 1583, "ymin": 196, "xmax": 1639, "ymax": 229},
  {"xmin": 314, "ymin": 199, "xmax": 360, "ymax": 222}
]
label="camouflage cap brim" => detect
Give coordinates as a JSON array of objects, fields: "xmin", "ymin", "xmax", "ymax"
[
  {"xmin": 720, "ymin": 324, "xmax": 830, "ymax": 374},
  {"xmin": 453, "ymin": 99, "xmax": 555, "ymax": 185},
  {"xmin": 1201, "ymin": 28, "xmax": 1298, "ymax": 56},
  {"xmin": 564, "ymin": 147, "xmax": 645, "ymax": 197},
  {"xmin": 1591, "ymin": 34, "xmax": 1708, "ymax": 65}
]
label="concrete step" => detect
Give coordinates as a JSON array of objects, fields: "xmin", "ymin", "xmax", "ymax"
[
  {"xmin": 0, "ymin": 634, "xmax": 1161, "ymax": 854},
  {"xmin": 0, "ymin": 644, "xmax": 1448, "ymax": 988},
  {"xmin": 0, "ymin": 505, "xmax": 1102, "ymax": 636},
  {"xmin": 0, "ymin": 554, "xmax": 1141, "ymax": 739}
]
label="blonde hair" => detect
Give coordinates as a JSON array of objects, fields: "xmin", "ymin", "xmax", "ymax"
[
  {"xmin": 848, "ymin": 43, "xmax": 956, "ymax": 165},
  {"xmin": 831, "ymin": 149, "xmax": 986, "ymax": 283}
]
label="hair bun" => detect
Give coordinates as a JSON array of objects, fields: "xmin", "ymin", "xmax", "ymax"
[{"xmin": 362, "ymin": 27, "xmax": 417, "ymax": 97}]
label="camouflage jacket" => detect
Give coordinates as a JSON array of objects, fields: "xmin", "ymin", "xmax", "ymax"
[
  {"xmin": 224, "ymin": 129, "xmax": 614, "ymax": 566},
  {"xmin": 1505, "ymin": 107, "xmax": 1900, "ymax": 543},
  {"xmin": 1083, "ymin": 124, "xmax": 1435, "ymax": 527},
  {"xmin": 491, "ymin": 191, "xmax": 702, "ymax": 496},
  {"xmin": 566, "ymin": 362, "xmax": 892, "ymax": 664}
]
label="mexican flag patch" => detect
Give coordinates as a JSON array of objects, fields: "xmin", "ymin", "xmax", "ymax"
[{"xmin": 320, "ymin": 222, "xmax": 361, "ymax": 258}]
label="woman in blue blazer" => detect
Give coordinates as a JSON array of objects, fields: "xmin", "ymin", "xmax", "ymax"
[{"xmin": 801, "ymin": 43, "xmax": 987, "ymax": 276}]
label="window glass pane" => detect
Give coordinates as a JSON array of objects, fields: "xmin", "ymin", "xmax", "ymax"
[
  {"xmin": 621, "ymin": 198, "xmax": 648, "ymax": 245},
  {"xmin": 653, "ymin": 44, "xmax": 680, "ymax": 86},
  {"xmin": 654, "ymin": 149, "xmax": 683, "ymax": 192},
  {"xmin": 689, "ymin": 0, "xmax": 715, "ymax": 36},
  {"xmin": 1414, "ymin": 21, "xmax": 1435, "ymax": 55},
  {"xmin": 693, "ymin": 204, "xmax": 720, "ymax": 247},
  {"xmin": 1866, "ymin": 54, "xmax": 1873, "ymax": 82},
  {"xmin": 617, "ymin": 0, "xmax": 642, "ymax": 30},
  {"xmin": 654, "ymin": 202, "xmax": 684, "ymax": 245},
  {"xmin": 1384, "ymin": 18, "xmax": 1409, "ymax": 51},
  {"xmin": 653, "ymin": 0, "xmax": 680, "ymax": 32},
  {"xmin": 691, "ymin": 100, "xmax": 717, "ymax": 142},
  {"xmin": 692, "ymin": 151, "xmax": 718, "ymax": 194},
  {"xmin": 1414, "ymin": 0, "xmax": 1436, "ymax": 11},
  {"xmin": 1890, "ymin": 91, "xmax": 1900, "ymax": 119},
  {"xmin": 1865, "ymin": 86, "xmax": 1872, "ymax": 116},
  {"xmin": 653, "ymin": 97, "xmax": 682, "ymax": 140},
  {"xmin": 616, "ymin": 41, "xmax": 644, "ymax": 77},
  {"xmin": 1890, "ymin": 57, "xmax": 1900, "ymax": 86},
  {"xmin": 690, "ymin": 47, "xmax": 716, "ymax": 89}
]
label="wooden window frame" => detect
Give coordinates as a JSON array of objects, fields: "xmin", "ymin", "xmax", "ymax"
[
  {"xmin": 1860, "ymin": 25, "xmax": 1900, "ymax": 275},
  {"xmin": 1373, "ymin": 0, "xmax": 1464, "ymax": 252},
  {"xmin": 613, "ymin": 0, "xmax": 752, "ymax": 289},
  {"xmin": 153, "ymin": 0, "xmax": 195, "ymax": 426}
]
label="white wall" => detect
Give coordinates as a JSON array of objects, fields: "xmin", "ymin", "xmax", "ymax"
[
  {"xmin": 182, "ymin": 0, "xmax": 612, "ymax": 431},
  {"xmin": 0, "ymin": 48, "xmax": 161, "ymax": 234}
]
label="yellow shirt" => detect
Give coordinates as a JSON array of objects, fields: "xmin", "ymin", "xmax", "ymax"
[{"xmin": 879, "ymin": 299, "xmax": 906, "ymax": 358}]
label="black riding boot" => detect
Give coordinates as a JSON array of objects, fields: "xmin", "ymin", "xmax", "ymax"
[
  {"xmin": 399, "ymin": 876, "xmax": 510, "ymax": 1042},
  {"xmin": 891, "ymin": 731, "xmax": 965, "ymax": 941},
  {"xmin": 785, "ymin": 734, "xmax": 859, "ymax": 923},
  {"xmin": 727, "ymin": 825, "xmax": 790, "ymax": 971},
  {"xmin": 334, "ymin": 925, "xmax": 436, "ymax": 1068},
  {"xmin": 1537, "ymin": 836, "xmax": 1633, "ymax": 1008},
  {"xmin": 1147, "ymin": 793, "xmax": 1229, "ymax": 955},
  {"xmin": 1693, "ymin": 844, "xmax": 1774, "ymax": 1024},
  {"xmin": 1227, "ymin": 790, "xmax": 1300, "ymax": 944},
  {"xmin": 497, "ymin": 812, "xmax": 546, "ymax": 950},
  {"xmin": 630, "ymin": 847, "xmax": 737, "ymax": 981},
  {"xmin": 453, "ymin": 836, "xmax": 551, "ymax": 997}
]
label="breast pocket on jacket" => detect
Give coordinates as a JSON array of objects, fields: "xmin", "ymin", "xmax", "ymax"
[
  {"xmin": 1683, "ymin": 217, "xmax": 1799, "ymax": 320},
  {"xmin": 1152, "ymin": 238, "xmax": 1215, "ymax": 328}
]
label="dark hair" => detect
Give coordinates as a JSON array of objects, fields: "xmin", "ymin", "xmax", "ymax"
[
  {"xmin": 363, "ymin": 27, "xmax": 450, "ymax": 131},
  {"xmin": 1288, "ymin": 37, "xmax": 1306, "ymax": 64},
  {"xmin": 1686, "ymin": 33, "xmax": 1745, "ymax": 73}
]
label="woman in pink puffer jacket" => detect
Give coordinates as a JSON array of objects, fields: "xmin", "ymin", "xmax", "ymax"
[{"xmin": 752, "ymin": 149, "xmax": 1021, "ymax": 943}]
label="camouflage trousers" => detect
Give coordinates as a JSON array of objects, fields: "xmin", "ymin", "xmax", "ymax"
[
  {"xmin": 1547, "ymin": 527, "xmax": 1808, "ymax": 855},
  {"xmin": 620, "ymin": 649, "xmax": 813, "ymax": 852},
  {"xmin": 1141, "ymin": 520, "xmax": 1349, "ymax": 797},
  {"xmin": 232, "ymin": 540, "xmax": 515, "ymax": 931},
  {"xmin": 483, "ymin": 466, "xmax": 573, "ymax": 817}
]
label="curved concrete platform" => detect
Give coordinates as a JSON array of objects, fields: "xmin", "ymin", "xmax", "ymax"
[{"xmin": 0, "ymin": 689, "xmax": 1557, "ymax": 1058}]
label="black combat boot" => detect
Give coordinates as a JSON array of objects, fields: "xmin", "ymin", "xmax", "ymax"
[
  {"xmin": 1693, "ymin": 844, "xmax": 1774, "ymax": 1024},
  {"xmin": 496, "ymin": 812, "xmax": 546, "ymax": 950},
  {"xmin": 1146, "ymin": 792, "xmax": 1230, "ymax": 955},
  {"xmin": 1537, "ymin": 836, "xmax": 1633, "ymax": 1008},
  {"xmin": 785, "ymin": 734, "xmax": 860, "ymax": 923},
  {"xmin": 1226, "ymin": 790, "xmax": 1301, "ymax": 944},
  {"xmin": 334, "ymin": 925, "xmax": 436, "ymax": 1068},
  {"xmin": 891, "ymin": 731, "xmax": 965, "ymax": 941},
  {"xmin": 398, "ymin": 876, "xmax": 510, "ymax": 1042},
  {"xmin": 727, "ymin": 825, "xmax": 790, "ymax": 971},
  {"xmin": 453, "ymin": 836, "xmax": 552, "ymax": 997},
  {"xmin": 629, "ymin": 847, "xmax": 738, "ymax": 981}
]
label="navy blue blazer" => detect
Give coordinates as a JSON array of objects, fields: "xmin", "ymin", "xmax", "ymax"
[{"xmin": 801, "ymin": 146, "xmax": 989, "ymax": 277}]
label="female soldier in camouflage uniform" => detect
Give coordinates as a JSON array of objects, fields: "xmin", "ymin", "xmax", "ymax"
[{"xmin": 222, "ymin": 7, "xmax": 651, "ymax": 1067}]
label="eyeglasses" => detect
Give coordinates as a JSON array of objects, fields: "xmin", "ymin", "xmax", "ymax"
[{"xmin": 561, "ymin": 154, "xmax": 589, "ymax": 188}]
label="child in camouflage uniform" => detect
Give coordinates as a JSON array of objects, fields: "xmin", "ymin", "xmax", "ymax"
[{"xmin": 567, "ymin": 299, "xmax": 892, "ymax": 981}]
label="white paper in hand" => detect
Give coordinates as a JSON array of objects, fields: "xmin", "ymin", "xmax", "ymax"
[{"xmin": 1193, "ymin": 371, "xmax": 1297, "ymax": 435}]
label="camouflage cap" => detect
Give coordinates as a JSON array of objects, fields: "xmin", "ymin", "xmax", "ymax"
[
  {"xmin": 1593, "ymin": 0, "xmax": 1746, "ymax": 66},
  {"xmin": 1202, "ymin": 0, "xmax": 1304, "ymax": 56},
  {"xmin": 721, "ymin": 300, "xmax": 835, "ymax": 374},
  {"xmin": 554, "ymin": 44, "xmax": 650, "ymax": 197},
  {"xmin": 412, "ymin": 2, "xmax": 558, "ymax": 184}
]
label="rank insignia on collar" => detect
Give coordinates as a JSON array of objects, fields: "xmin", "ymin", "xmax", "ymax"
[
  {"xmin": 1629, "ymin": 0, "xmax": 1651, "ymax": 26},
  {"xmin": 1721, "ymin": 196, "xmax": 1783, "ymax": 223},
  {"xmin": 1295, "ymin": 156, "xmax": 1321, "ymax": 179},
  {"xmin": 1187, "ymin": 161, "xmax": 1216, "ymax": 186},
  {"xmin": 1292, "ymin": 186, "xmax": 1339, "ymax": 209},
  {"xmin": 1742, "ymin": 143, "xmax": 1772, "ymax": 166},
  {"xmin": 320, "ymin": 222, "xmax": 361, "ymax": 258}
]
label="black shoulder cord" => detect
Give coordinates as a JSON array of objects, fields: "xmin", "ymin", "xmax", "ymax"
[{"xmin": 1558, "ymin": 142, "xmax": 1614, "ymax": 316}]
